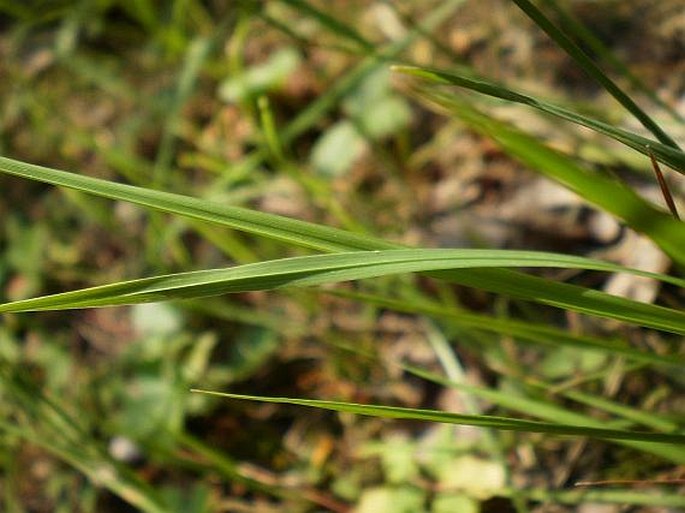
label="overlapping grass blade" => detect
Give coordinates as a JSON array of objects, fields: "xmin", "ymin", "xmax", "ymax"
[
  {"xmin": 1, "ymin": 155, "xmax": 684, "ymax": 332},
  {"xmin": 394, "ymin": 65, "xmax": 685, "ymax": 175},
  {"xmin": 511, "ymin": 0, "xmax": 681, "ymax": 150},
  {"xmin": 408, "ymin": 90, "xmax": 685, "ymax": 264},
  {"xmin": 0, "ymin": 156, "xmax": 389, "ymax": 252},
  {"xmin": 191, "ymin": 391, "xmax": 685, "ymax": 445},
  {"xmin": 382, "ymin": 361, "xmax": 685, "ymax": 463},
  {"xmin": 329, "ymin": 290, "xmax": 685, "ymax": 367},
  {"xmin": 430, "ymin": 267, "xmax": 684, "ymax": 334},
  {"xmin": 2, "ymin": 248, "xmax": 683, "ymax": 319},
  {"xmin": 539, "ymin": 0, "xmax": 684, "ymax": 123}
]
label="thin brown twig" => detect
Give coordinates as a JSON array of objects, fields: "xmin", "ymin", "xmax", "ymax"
[{"xmin": 647, "ymin": 146, "xmax": 680, "ymax": 220}]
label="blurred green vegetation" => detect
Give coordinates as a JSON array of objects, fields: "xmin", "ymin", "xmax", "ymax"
[{"xmin": 0, "ymin": 1, "xmax": 683, "ymax": 512}]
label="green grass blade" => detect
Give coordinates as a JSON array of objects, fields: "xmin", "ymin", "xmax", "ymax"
[
  {"xmin": 394, "ymin": 65, "xmax": 685, "ymax": 175},
  {"xmin": 539, "ymin": 0, "xmax": 684, "ymax": 124},
  {"xmin": 1, "ymin": 155, "xmax": 684, "ymax": 332},
  {"xmin": 0, "ymin": 155, "xmax": 390, "ymax": 252},
  {"xmin": 330, "ymin": 290, "xmax": 685, "ymax": 367},
  {"xmin": 331, "ymin": 341, "xmax": 685, "ymax": 461},
  {"xmin": 429, "ymin": 268, "xmax": 684, "ymax": 334},
  {"xmin": 409, "ymin": 90, "xmax": 685, "ymax": 264},
  {"xmin": 393, "ymin": 363, "xmax": 685, "ymax": 463},
  {"xmin": 511, "ymin": 0, "xmax": 681, "ymax": 150},
  {"xmin": 192, "ymin": 391, "xmax": 685, "ymax": 445},
  {"xmin": 559, "ymin": 388, "xmax": 679, "ymax": 433},
  {"xmin": 278, "ymin": 0, "xmax": 374, "ymax": 52},
  {"xmin": 0, "ymin": 422, "xmax": 168, "ymax": 513},
  {"xmin": 2, "ymin": 249, "xmax": 683, "ymax": 322}
]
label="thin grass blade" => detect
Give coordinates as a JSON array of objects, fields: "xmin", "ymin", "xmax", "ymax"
[
  {"xmin": 329, "ymin": 290, "xmax": 685, "ymax": 367},
  {"xmin": 511, "ymin": 0, "xmax": 681, "ymax": 150},
  {"xmin": 408, "ymin": 90, "xmax": 685, "ymax": 264},
  {"xmin": 192, "ymin": 391, "xmax": 685, "ymax": 445},
  {"xmin": 394, "ymin": 65, "xmax": 685, "ymax": 175}
]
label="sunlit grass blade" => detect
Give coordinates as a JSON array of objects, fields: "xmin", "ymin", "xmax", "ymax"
[
  {"xmin": 0, "ymin": 155, "xmax": 390, "ymax": 252},
  {"xmin": 393, "ymin": 65, "xmax": 685, "ymax": 175},
  {"xmin": 408, "ymin": 89, "xmax": 685, "ymax": 264},
  {"xmin": 430, "ymin": 267, "xmax": 684, "ymax": 334},
  {"xmin": 347, "ymin": 354, "xmax": 685, "ymax": 463},
  {"xmin": 2, "ymin": 249, "xmax": 684, "ymax": 330},
  {"xmin": 329, "ymin": 339, "xmax": 685, "ymax": 461},
  {"xmin": 329, "ymin": 290, "xmax": 685, "ymax": 367},
  {"xmin": 192, "ymin": 391, "xmax": 685, "ymax": 445},
  {"xmin": 404, "ymin": 370, "xmax": 685, "ymax": 463},
  {"xmin": 539, "ymin": 0, "xmax": 684, "ymax": 124},
  {"xmin": 1, "ymin": 155, "xmax": 684, "ymax": 332},
  {"xmin": 511, "ymin": 0, "xmax": 681, "ymax": 150}
]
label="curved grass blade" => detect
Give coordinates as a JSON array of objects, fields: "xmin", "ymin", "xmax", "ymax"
[
  {"xmin": 0, "ymin": 155, "xmax": 390, "ymax": 252},
  {"xmin": 2, "ymin": 248, "xmax": 684, "ymax": 322},
  {"xmin": 429, "ymin": 268, "xmax": 684, "ymax": 335},
  {"xmin": 393, "ymin": 65, "xmax": 685, "ymax": 175},
  {"xmin": 511, "ymin": 0, "xmax": 681, "ymax": 150},
  {"xmin": 191, "ymin": 391, "xmax": 685, "ymax": 445},
  {"xmin": 398, "ymin": 367, "xmax": 685, "ymax": 463},
  {"xmin": 408, "ymin": 90, "xmax": 685, "ymax": 265},
  {"xmin": 1, "ymin": 156, "xmax": 683, "ymax": 332}
]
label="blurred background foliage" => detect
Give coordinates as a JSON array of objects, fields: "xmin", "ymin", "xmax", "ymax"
[{"xmin": 0, "ymin": 1, "xmax": 683, "ymax": 512}]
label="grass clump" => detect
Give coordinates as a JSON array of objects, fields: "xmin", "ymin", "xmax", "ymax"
[{"xmin": 0, "ymin": 1, "xmax": 683, "ymax": 511}]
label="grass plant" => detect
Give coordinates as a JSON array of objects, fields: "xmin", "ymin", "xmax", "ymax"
[{"xmin": 0, "ymin": 1, "xmax": 683, "ymax": 511}]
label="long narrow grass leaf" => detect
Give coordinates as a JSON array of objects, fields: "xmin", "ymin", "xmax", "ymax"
[
  {"xmin": 2, "ymin": 249, "xmax": 683, "ymax": 321},
  {"xmin": 1, "ymin": 156, "xmax": 683, "ymax": 332},
  {"xmin": 192, "ymin": 391, "xmax": 685, "ymax": 445},
  {"xmin": 394, "ymin": 65, "xmax": 685, "ymax": 175},
  {"xmin": 511, "ymin": 0, "xmax": 681, "ymax": 150},
  {"xmin": 396, "ymin": 365, "xmax": 685, "ymax": 463},
  {"xmin": 330, "ymin": 290, "xmax": 685, "ymax": 367},
  {"xmin": 409, "ymin": 90, "xmax": 685, "ymax": 264},
  {"xmin": 539, "ymin": 0, "xmax": 684, "ymax": 124}
]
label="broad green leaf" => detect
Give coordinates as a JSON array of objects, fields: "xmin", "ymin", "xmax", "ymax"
[
  {"xmin": 393, "ymin": 65, "xmax": 685, "ymax": 175},
  {"xmin": 191, "ymin": 391, "xmax": 685, "ymax": 445},
  {"xmin": 311, "ymin": 120, "xmax": 365, "ymax": 177}
]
